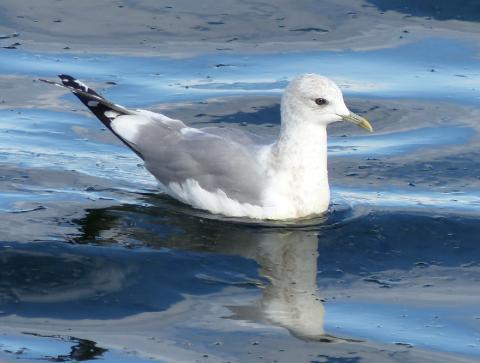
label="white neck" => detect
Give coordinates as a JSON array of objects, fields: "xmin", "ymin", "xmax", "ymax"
[{"xmin": 262, "ymin": 99, "xmax": 330, "ymax": 218}]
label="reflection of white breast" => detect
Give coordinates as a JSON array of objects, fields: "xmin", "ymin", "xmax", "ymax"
[{"xmin": 256, "ymin": 232, "xmax": 325, "ymax": 339}]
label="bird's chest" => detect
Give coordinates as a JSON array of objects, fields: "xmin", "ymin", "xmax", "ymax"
[{"xmin": 262, "ymin": 152, "xmax": 330, "ymax": 218}]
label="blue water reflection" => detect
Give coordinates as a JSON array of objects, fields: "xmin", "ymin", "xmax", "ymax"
[
  {"xmin": 1, "ymin": 38, "xmax": 479, "ymax": 106},
  {"xmin": 1, "ymin": 207, "xmax": 479, "ymax": 360}
]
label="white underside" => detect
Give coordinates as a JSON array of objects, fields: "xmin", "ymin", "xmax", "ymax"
[{"xmin": 160, "ymin": 178, "xmax": 330, "ymax": 220}]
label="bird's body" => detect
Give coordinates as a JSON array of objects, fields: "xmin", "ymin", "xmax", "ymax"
[
  {"xmin": 113, "ymin": 109, "xmax": 330, "ymax": 219},
  {"xmin": 49, "ymin": 74, "xmax": 372, "ymax": 220}
]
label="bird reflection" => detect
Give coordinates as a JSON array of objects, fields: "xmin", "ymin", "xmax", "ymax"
[
  {"xmin": 228, "ymin": 230, "xmax": 329, "ymax": 341},
  {"xmin": 124, "ymin": 195, "xmax": 342, "ymax": 341},
  {"xmin": 4, "ymin": 196, "xmax": 350, "ymax": 342},
  {"xmin": 75, "ymin": 196, "xmax": 339, "ymax": 342}
]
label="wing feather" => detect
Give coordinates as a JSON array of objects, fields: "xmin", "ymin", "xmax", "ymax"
[{"xmin": 43, "ymin": 75, "xmax": 265, "ymax": 203}]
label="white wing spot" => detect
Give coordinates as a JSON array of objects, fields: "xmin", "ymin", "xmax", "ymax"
[
  {"xmin": 104, "ymin": 110, "xmax": 120, "ymax": 119},
  {"xmin": 74, "ymin": 80, "xmax": 89, "ymax": 92},
  {"xmin": 87, "ymin": 101, "xmax": 99, "ymax": 107}
]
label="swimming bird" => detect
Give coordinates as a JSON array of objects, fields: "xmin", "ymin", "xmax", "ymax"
[{"xmin": 43, "ymin": 74, "xmax": 372, "ymax": 220}]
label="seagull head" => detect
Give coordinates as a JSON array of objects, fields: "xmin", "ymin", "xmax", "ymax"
[{"xmin": 282, "ymin": 73, "xmax": 373, "ymax": 132}]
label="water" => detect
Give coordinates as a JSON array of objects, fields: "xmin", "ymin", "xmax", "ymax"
[{"xmin": 0, "ymin": 1, "xmax": 480, "ymax": 362}]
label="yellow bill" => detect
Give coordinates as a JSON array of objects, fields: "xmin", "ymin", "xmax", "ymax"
[{"xmin": 341, "ymin": 112, "xmax": 373, "ymax": 132}]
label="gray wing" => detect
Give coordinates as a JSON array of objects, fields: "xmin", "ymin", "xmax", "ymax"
[
  {"xmin": 48, "ymin": 75, "xmax": 266, "ymax": 204},
  {"xmin": 132, "ymin": 114, "xmax": 266, "ymax": 204}
]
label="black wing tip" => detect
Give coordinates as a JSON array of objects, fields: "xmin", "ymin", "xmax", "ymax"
[
  {"xmin": 57, "ymin": 74, "xmax": 103, "ymax": 98},
  {"xmin": 51, "ymin": 75, "xmax": 142, "ymax": 159},
  {"xmin": 58, "ymin": 74, "xmax": 74, "ymax": 80},
  {"xmin": 58, "ymin": 74, "xmax": 77, "ymax": 87},
  {"xmin": 58, "ymin": 74, "xmax": 81, "ymax": 88}
]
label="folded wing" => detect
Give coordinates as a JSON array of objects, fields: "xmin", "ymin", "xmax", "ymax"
[
  {"xmin": 122, "ymin": 111, "xmax": 265, "ymax": 204},
  {"xmin": 50, "ymin": 75, "xmax": 265, "ymax": 204}
]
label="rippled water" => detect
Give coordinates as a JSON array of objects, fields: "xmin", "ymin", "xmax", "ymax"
[{"xmin": 1, "ymin": 1, "xmax": 480, "ymax": 362}]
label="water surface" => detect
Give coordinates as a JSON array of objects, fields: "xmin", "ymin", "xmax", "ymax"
[{"xmin": 0, "ymin": 1, "xmax": 479, "ymax": 362}]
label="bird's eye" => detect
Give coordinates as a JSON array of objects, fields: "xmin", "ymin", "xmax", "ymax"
[{"xmin": 315, "ymin": 98, "xmax": 328, "ymax": 106}]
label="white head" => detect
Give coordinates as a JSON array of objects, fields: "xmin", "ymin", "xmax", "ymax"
[{"xmin": 281, "ymin": 73, "xmax": 372, "ymax": 132}]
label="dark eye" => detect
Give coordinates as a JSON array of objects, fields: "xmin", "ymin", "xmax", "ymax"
[{"xmin": 315, "ymin": 98, "xmax": 328, "ymax": 106}]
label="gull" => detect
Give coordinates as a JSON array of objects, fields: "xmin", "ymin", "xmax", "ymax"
[{"xmin": 43, "ymin": 74, "xmax": 372, "ymax": 220}]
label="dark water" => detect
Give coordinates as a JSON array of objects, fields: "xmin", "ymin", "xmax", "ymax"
[{"xmin": 0, "ymin": 1, "xmax": 480, "ymax": 362}]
